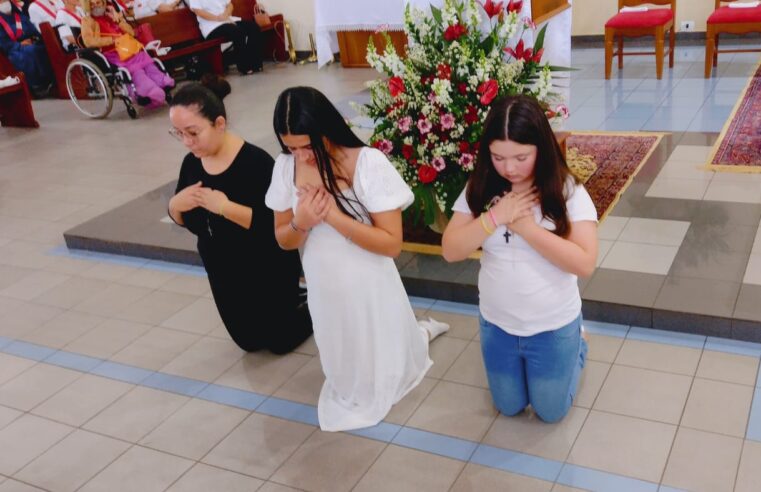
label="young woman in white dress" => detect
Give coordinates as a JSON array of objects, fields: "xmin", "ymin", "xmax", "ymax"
[{"xmin": 265, "ymin": 86, "xmax": 449, "ymax": 432}]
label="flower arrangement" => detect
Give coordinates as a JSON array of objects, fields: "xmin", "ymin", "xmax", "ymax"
[{"xmin": 362, "ymin": 0, "xmax": 569, "ymax": 228}]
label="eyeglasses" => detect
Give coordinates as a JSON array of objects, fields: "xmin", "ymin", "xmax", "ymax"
[{"xmin": 168, "ymin": 125, "xmax": 210, "ymax": 142}]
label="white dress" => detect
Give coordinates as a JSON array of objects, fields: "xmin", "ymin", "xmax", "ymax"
[{"xmin": 265, "ymin": 146, "xmax": 433, "ymax": 431}]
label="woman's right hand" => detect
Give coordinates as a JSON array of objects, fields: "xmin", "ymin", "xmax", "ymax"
[
  {"xmin": 172, "ymin": 181, "xmax": 203, "ymax": 213},
  {"xmin": 490, "ymin": 188, "xmax": 538, "ymax": 227},
  {"xmin": 294, "ymin": 184, "xmax": 330, "ymax": 230}
]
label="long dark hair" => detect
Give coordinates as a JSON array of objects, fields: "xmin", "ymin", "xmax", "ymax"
[
  {"xmin": 273, "ymin": 86, "xmax": 368, "ymax": 220},
  {"xmin": 466, "ymin": 95, "xmax": 576, "ymax": 237},
  {"xmin": 170, "ymin": 74, "xmax": 231, "ymax": 122}
]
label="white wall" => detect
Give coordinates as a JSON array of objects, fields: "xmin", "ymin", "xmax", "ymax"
[{"xmin": 262, "ymin": 0, "xmax": 316, "ymax": 51}]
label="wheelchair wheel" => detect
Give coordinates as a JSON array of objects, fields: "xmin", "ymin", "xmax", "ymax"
[{"xmin": 65, "ymin": 58, "xmax": 113, "ymax": 119}]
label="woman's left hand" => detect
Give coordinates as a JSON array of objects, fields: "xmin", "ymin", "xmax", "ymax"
[
  {"xmin": 508, "ymin": 213, "xmax": 538, "ymax": 236},
  {"xmin": 197, "ymin": 187, "xmax": 229, "ymax": 215}
]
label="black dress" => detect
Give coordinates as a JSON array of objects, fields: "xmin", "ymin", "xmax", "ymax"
[{"xmin": 174, "ymin": 142, "xmax": 312, "ymax": 353}]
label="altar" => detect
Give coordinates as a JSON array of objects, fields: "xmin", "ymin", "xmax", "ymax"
[{"xmin": 315, "ymin": 0, "xmax": 573, "ymax": 69}]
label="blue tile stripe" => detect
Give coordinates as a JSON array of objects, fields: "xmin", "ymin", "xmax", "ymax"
[{"xmin": 0, "ymin": 330, "xmax": 745, "ymax": 489}]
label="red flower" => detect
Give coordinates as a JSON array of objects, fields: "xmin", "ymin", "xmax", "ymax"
[
  {"xmin": 504, "ymin": 40, "xmax": 542, "ymax": 63},
  {"xmin": 402, "ymin": 144, "xmax": 414, "ymax": 160},
  {"xmin": 464, "ymin": 105, "xmax": 479, "ymax": 124},
  {"xmin": 459, "ymin": 141, "xmax": 470, "ymax": 153},
  {"xmin": 477, "ymin": 79, "xmax": 499, "ymax": 105},
  {"xmin": 480, "ymin": 0, "xmax": 503, "ymax": 18},
  {"xmin": 437, "ymin": 63, "xmax": 452, "ymax": 80},
  {"xmin": 443, "ymin": 24, "xmax": 467, "ymax": 41},
  {"xmin": 418, "ymin": 165, "xmax": 438, "ymax": 184},
  {"xmin": 458, "ymin": 83, "xmax": 468, "ymax": 95},
  {"xmin": 506, "ymin": 0, "xmax": 523, "ymax": 13},
  {"xmin": 388, "ymin": 76, "xmax": 405, "ymax": 98}
]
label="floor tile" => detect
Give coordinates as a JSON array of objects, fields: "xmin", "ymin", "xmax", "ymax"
[
  {"xmin": 353, "ymin": 444, "xmax": 465, "ymax": 492},
  {"xmin": 734, "ymin": 284, "xmax": 761, "ymax": 323},
  {"xmin": 615, "ymin": 338, "xmax": 701, "ymax": 375},
  {"xmin": 20, "ymin": 311, "xmax": 105, "ymax": 349},
  {"xmin": 14, "ymin": 429, "xmax": 130, "ymax": 492},
  {"xmin": 645, "ymin": 177, "xmax": 709, "ymax": 200},
  {"xmin": 669, "ymin": 247, "xmax": 749, "ymax": 283},
  {"xmin": 575, "ymin": 360, "xmax": 610, "ymax": 409},
  {"xmin": 584, "ymin": 269, "xmax": 666, "ymax": 308},
  {"xmin": 680, "ymin": 378, "xmax": 753, "ymax": 437},
  {"xmin": 597, "ymin": 216, "xmax": 629, "ymax": 241},
  {"xmin": 0, "ymin": 414, "xmax": 73, "ymax": 475},
  {"xmin": 600, "ymin": 242, "xmax": 679, "ymax": 276},
  {"xmin": 696, "ymin": 350, "xmax": 759, "ymax": 386},
  {"xmin": 0, "ymin": 354, "xmax": 36, "ymax": 387},
  {"xmin": 703, "ymin": 180, "xmax": 761, "ymax": 204},
  {"xmin": 165, "ymin": 463, "xmax": 263, "ymax": 492},
  {"xmin": 271, "ymin": 356, "xmax": 324, "ymax": 406},
  {"xmin": 214, "ymin": 351, "xmax": 312, "ymax": 396},
  {"xmin": 585, "ymin": 334, "xmax": 624, "ymax": 364},
  {"xmin": 743, "ymin": 254, "xmax": 761, "ymax": 285},
  {"xmin": 158, "ymin": 336, "xmax": 244, "ymax": 382},
  {"xmin": 31, "ymin": 277, "xmax": 111, "ymax": 310},
  {"xmin": 482, "ymin": 406, "xmax": 588, "ymax": 462},
  {"xmin": 425, "ymin": 310, "xmax": 479, "ymax": 340},
  {"xmin": 567, "ymin": 410, "xmax": 675, "ymax": 483},
  {"xmin": 442, "ymin": 341, "xmax": 488, "ymax": 388},
  {"xmin": 736, "ymin": 440, "xmax": 761, "ymax": 492},
  {"xmin": 78, "ymin": 445, "xmax": 193, "ymax": 492},
  {"xmin": 0, "ymin": 363, "xmax": 81, "ymax": 412},
  {"xmin": 450, "ymin": 463, "xmax": 553, "ymax": 492},
  {"xmin": 0, "ymin": 271, "xmax": 71, "ymax": 302},
  {"xmin": 83, "ymin": 386, "xmax": 188, "ymax": 442},
  {"xmin": 0, "ymin": 479, "xmax": 47, "ymax": 491},
  {"xmin": 203, "ymin": 413, "xmax": 314, "ymax": 479},
  {"xmin": 109, "ymin": 327, "xmax": 200, "ymax": 371},
  {"xmin": 140, "ymin": 398, "xmax": 248, "ymax": 460},
  {"xmin": 407, "ymin": 381, "xmax": 497, "ymax": 442},
  {"xmin": 426, "ymin": 336, "xmax": 470, "ymax": 378},
  {"xmin": 114, "ymin": 291, "xmax": 197, "ymax": 326},
  {"xmin": 0, "ymin": 405, "xmax": 21, "ymax": 430},
  {"xmin": 618, "ymin": 218, "xmax": 691, "ymax": 247},
  {"xmin": 385, "ymin": 377, "xmax": 438, "ymax": 426},
  {"xmin": 159, "ymin": 298, "xmax": 223, "ymax": 335},
  {"xmin": 31, "ymin": 374, "xmax": 133, "ymax": 427},
  {"xmin": 71, "ymin": 284, "xmax": 152, "ymax": 318},
  {"xmin": 64, "ymin": 318, "xmax": 153, "ymax": 359},
  {"xmin": 270, "ymin": 431, "xmax": 385, "ymax": 492},
  {"xmin": 661, "ymin": 427, "xmax": 742, "ymax": 492},
  {"xmin": 593, "ymin": 365, "xmax": 692, "ymax": 424}
]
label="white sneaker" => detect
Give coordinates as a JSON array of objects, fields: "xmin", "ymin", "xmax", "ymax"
[{"xmin": 420, "ymin": 317, "xmax": 450, "ymax": 342}]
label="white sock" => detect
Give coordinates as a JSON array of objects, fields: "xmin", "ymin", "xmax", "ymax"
[{"xmin": 420, "ymin": 317, "xmax": 449, "ymax": 342}]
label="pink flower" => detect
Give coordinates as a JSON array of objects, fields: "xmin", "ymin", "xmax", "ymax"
[
  {"xmin": 432, "ymin": 156, "xmax": 446, "ymax": 171},
  {"xmin": 459, "ymin": 153, "xmax": 475, "ymax": 170},
  {"xmin": 397, "ymin": 116, "xmax": 413, "ymax": 133},
  {"xmin": 428, "ymin": 92, "xmax": 438, "ymax": 104},
  {"xmin": 376, "ymin": 139, "xmax": 393, "ymax": 155},
  {"xmin": 522, "ymin": 17, "xmax": 536, "ymax": 30},
  {"xmin": 440, "ymin": 113, "xmax": 455, "ymax": 130},
  {"xmin": 417, "ymin": 118, "xmax": 433, "ymax": 134},
  {"xmin": 556, "ymin": 104, "xmax": 569, "ymax": 119}
]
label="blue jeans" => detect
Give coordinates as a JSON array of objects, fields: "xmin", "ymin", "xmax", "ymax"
[{"xmin": 479, "ymin": 313, "xmax": 588, "ymax": 423}]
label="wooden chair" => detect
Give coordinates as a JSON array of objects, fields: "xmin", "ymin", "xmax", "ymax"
[
  {"xmin": 39, "ymin": 22, "xmax": 77, "ymax": 99},
  {"xmin": 705, "ymin": 0, "xmax": 761, "ymax": 78},
  {"xmin": 0, "ymin": 52, "xmax": 39, "ymax": 128},
  {"xmin": 604, "ymin": 0, "xmax": 676, "ymax": 79}
]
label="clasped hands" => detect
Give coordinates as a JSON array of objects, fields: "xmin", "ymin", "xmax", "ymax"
[
  {"xmin": 174, "ymin": 181, "xmax": 228, "ymax": 215},
  {"xmin": 292, "ymin": 184, "xmax": 338, "ymax": 232},
  {"xmin": 489, "ymin": 187, "xmax": 539, "ymax": 234}
]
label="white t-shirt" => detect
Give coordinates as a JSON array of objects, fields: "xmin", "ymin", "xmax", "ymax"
[
  {"xmin": 28, "ymin": 0, "xmax": 62, "ymax": 31},
  {"xmin": 188, "ymin": 0, "xmax": 231, "ymax": 38},
  {"xmin": 452, "ymin": 180, "xmax": 597, "ymax": 336},
  {"xmin": 54, "ymin": 6, "xmax": 83, "ymax": 50},
  {"xmin": 133, "ymin": 0, "xmax": 176, "ymax": 19}
]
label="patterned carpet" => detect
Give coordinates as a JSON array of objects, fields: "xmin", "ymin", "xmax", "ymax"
[
  {"xmin": 708, "ymin": 61, "xmax": 761, "ymax": 172},
  {"xmin": 402, "ymin": 131, "xmax": 663, "ymax": 252}
]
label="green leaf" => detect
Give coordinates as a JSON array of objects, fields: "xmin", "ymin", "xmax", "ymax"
[
  {"xmin": 430, "ymin": 5, "xmax": 443, "ymax": 25},
  {"xmin": 547, "ymin": 65, "xmax": 578, "ymax": 72},
  {"xmin": 533, "ymin": 24, "xmax": 548, "ymax": 52},
  {"xmin": 420, "ymin": 185, "xmax": 436, "ymax": 226},
  {"xmin": 480, "ymin": 35, "xmax": 495, "ymax": 54}
]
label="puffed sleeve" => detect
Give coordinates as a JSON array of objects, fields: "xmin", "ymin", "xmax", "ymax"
[
  {"xmin": 355, "ymin": 148, "xmax": 414, "ymax": 213},
  {"xmin": 264, "ymin": 153, "xmax": 295, "ymax": 212}
]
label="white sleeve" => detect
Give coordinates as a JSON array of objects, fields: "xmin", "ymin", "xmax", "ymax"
[
  {"xmin": 567, "ymin": 184, "xmax": 598, "ymax": 223},
  {"xmin": 451, "ymin": 187, "xmax": 472, "ymax": 215},
  {"xmin": 264, "ymin": 154, "xmax": 295, "ymax": 212},
  {"xmin": 356, "ymin": 148, "xmax": 414, "ymax": 213}
]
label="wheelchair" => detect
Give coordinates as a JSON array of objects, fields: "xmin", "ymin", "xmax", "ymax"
[{"xmin": 65, "ymin": 47, "xmax": 170, "ymax": 120}]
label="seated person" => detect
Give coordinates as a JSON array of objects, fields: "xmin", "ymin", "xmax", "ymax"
[
  {"xmin": 110, "ymin": 0, "xmax": 131, "ymax": 16},
  {"xmin": 28, "ymin": 0, "xmax": 62, "ymax": 31},
  {"xmin": 133, "ymin": 0, "xmax": 181, "ymax": 19},
  {"xmin": 54, "ymin": 0, "xmax": 83, "ymax": 50},
  {"xmin": 0, "ymin": 0, "xmax": 53, "ymax": 96},
  {"xmin": 188, "ymin": 0, "xmax": 262, "ymax": 75},
  {"xmin": 81, "ymin": 0, "xmax": 174, "ymax": 107}
]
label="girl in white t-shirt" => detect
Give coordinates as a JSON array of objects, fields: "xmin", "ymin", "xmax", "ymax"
[{"xmin": 442, "ymin": 95, "xmax": 598, "ymax": 423}]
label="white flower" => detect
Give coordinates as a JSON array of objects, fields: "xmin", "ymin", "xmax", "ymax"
[{"xmin": 431, "ymin": 78, "xmax": 453, "ymax": 106}]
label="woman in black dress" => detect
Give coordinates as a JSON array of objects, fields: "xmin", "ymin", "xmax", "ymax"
[{"xmin": 167, "ymin": 75, "xmax": 312, "ymax": 353}]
